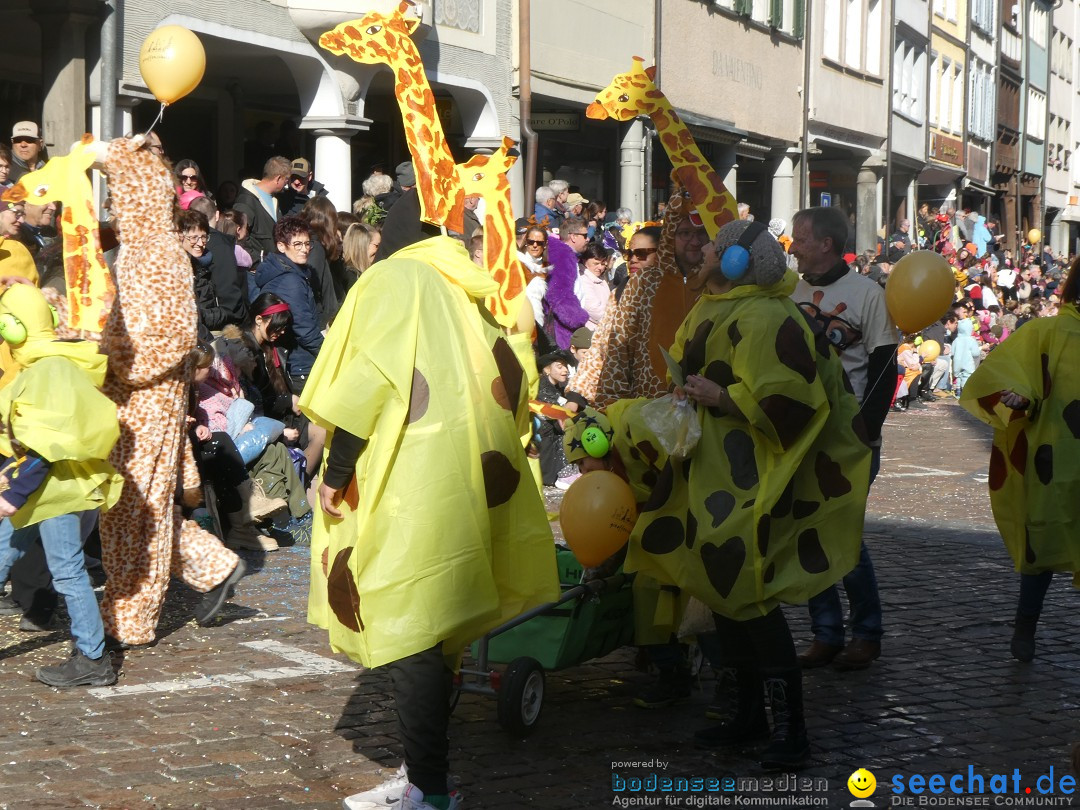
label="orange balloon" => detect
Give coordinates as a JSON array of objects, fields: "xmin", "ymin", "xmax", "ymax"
[
  {"xmin": 919, "ymin": 339, "xmax": 941, "ymax": 363},
  {"xmin": 885, "ymin": 251, "xmax": 954, "ymax": 333},
  {"xmin": 1028, "ymin": 229, "xmax": 1042, "ymax": 244},
  {"xmin": 559, "ymin": 470, "xmax": 636, "ymax": 567},
  {"xmin": 139, "ymin": 26, "xmax": 206, "ymax": 105}
]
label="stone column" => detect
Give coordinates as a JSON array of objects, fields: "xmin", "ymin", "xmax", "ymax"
[
  {"xmin": 32, "ymin": 0, "xmax": 101, "ymax": 153},
  {"xmin": 716, "ymin": 143, "xmax": 738, "ymax": 204},
  {"xmin": 1049, "ymin": 209, "xmax": 1064, "ymax": 255},
  {"xmin": 619, "ymin": 119, "xmax": 645, "ymax": 222},
  {"xmin": 770, "ymin": 152, "xmax": 796, "ymax": 228},
  {"xmin": 300, "ymin": 117, "xmax": 370, "ymax": 212},
  {"xmin": 856, "ymin": 164, "xmax": 880, "ymax": 254}
]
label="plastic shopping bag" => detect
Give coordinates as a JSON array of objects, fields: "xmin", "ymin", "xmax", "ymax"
[{"xmin": 640, "ymin": 393, "xmax": 701, "ymax": 459}]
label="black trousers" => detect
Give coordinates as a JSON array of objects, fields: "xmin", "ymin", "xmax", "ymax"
[
  {"xmin": 712, "ymin": 607, "xmax": 797, "ymax": 670},
  {"xmin": 195, "ymin": 432, "xmax": 248, "ymax": 514},
  {"xmin": 387, "ymin": 643, "xmax": 452, "ymax": 797},
  {"xmin": 10, "ymin": 540, "xmax": 57, "ymax": 620}
]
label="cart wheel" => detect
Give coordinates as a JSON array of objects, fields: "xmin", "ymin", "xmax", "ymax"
[{"xmin": 497, "ymin": 657, "xmax": 545, "ymax": 735}]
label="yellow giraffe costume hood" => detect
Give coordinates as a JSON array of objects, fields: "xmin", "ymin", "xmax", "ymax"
[{"xmin": 0, "ymin": 283, "xmax": 121, "ymax": 527}]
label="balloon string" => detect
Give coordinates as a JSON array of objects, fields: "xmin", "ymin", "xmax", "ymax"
[{"xmin": 143, "ymin": 103, "xmax": 166, "ymax": 138}]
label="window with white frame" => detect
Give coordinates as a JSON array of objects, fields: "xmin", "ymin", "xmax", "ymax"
[
  {"xmin": 929, "ymin": 52, "xmax": 940, "ymax": 125},
  {"xmin": 823, "ymin": 0, "xmax": 841, "ymax": 60},
  {"xmin": 933, "ymin": 0, "xmax": 946, "ymax": 18},
  {"xmin": 971, "ymin": 0, "xmax": 994, "ymax": 34},
  {"xmin": 1026, "ymin": 88, "xmax": 1046, "ymax": 140},
  {"xmin": 967, "ymin": 60, "xmax": 996, "ymax": 141},
  {"xmin": 1030, "ymin": 5, "xmax": 1047, "ymax": 47},
  {"xmin": 939, "ymin": 59, "xmax": 952, "ymax": 132},
  {"xmin": 951, "ymin": 62, "xmax": 964, "ymax": 134},
  {"xmin": 893, "ymin": 38, "xmax": 926, "ymax": 119},
  {"xmin": 945, "ymin": 0, "xmax": 957, "ymax": 21},
  {"xmin": 718, "ymin": 0, "xmax": 805, "ymax": 35},
  {"xmin": 845, "ymin": 0, "xmax": 862, "ymax": 66},
  {"xmin": 865, "ymin": 0, "xmax": 882, "ymax": 73}
]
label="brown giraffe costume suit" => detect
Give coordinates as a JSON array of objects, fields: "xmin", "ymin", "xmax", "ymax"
[
  {"xmin": 568, "ymin": 177, "xmax": 701, "ymax": 408},
  {"xmin": 98, "ymin": 138, "xmax": 239, "ymax": 646}
]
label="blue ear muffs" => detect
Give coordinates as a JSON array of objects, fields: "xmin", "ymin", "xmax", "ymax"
[
  {"xmin": 581, "ymin": 426, "xmax": 611, "ymax": 458},
  {"xmin": 721, "ymin": 221, "xmax": 770, "ymax": 281}
]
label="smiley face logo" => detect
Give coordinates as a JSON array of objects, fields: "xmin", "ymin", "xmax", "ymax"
[{"xmin": 848, "ymin": 768, "xmax": 876, "ymax": 798}]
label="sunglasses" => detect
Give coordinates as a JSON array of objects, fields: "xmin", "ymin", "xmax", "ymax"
[
  {"xmin": 525, "ymin": 239, "xmax": 547, "ymax": 247},
  {"xmin": 623, "ymin": 247, "xmax": 658, "ymax": 261},
  {"xmin": 11, "ymin": 138, "xmax": 36, "ymax": 145},
  {"xmin": 181, "ymin": 173, "xmax": 198, "ymax": 181}
]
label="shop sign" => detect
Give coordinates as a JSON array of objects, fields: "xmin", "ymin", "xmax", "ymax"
[
  {"xmin": 810, "ymin": 171, "xmax": 829, "ymax": 189},
  {"xmin": 966, "ymin": 143, "xmax": 989, "ymax": 183},
  {"xmin": 530, "ymin": 112, "xmax": 580, "ymax": 131},
  {"xmin": 930, "ymin": 132, "xmax": 964, "ymax": 167}
]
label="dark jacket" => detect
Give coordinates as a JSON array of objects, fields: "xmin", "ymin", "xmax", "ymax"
[
  {"xmin": 250, "ymin": 253, "xmax": 324, "ymax": 380},
  {"xmin": 534, "ymin": 202, "xmax": 562, "ymax": 230},
  {"xmin": 277, "ymin": 180, "xmax": 330, "ymax": 218},
  {"xmin": 375, "ymin": 188, "xmax": 441, "ymax": 262},
  {"xmin": 207, "ymin": 230, "xmax": 249, "ymax": 326},
  {"xmin": 193, "ymin": 254, "xmax": 232, "ymax": 339},
  {"xmin": 233, "ymin": 182, "xmax": 278, "ymax": 261},
  {"xmin": 305, "ymin": 238, "xmax": 340, "ymax": 328}
]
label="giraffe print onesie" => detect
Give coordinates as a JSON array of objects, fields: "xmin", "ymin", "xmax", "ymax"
[{"xmin": 98, "ymin": 138, "xmax": 239, "ymax": 645}]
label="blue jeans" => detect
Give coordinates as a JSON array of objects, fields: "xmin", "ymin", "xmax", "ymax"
[
  {"xmin": 0, "ymin": 515, "xmax": 105, "ymax": 659},
  {"xmin": 807, "ymin": 445, "xmax": 883, "ymax": 646}
]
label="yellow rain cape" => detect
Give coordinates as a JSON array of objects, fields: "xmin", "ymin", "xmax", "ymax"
[
  {"xmin": 301, "ymin": 237, "xmax": 558, "ymax": 670},
  {"xmin": 959, "ymin": 304, "xmax": 1080, "ymax": 576},
  {"xmin": 621, "ymin": 272, "xmax": 871, "ymax": 620},
  {"xmin": 0, "ymin": 340, "xmax": 122, "ymax": 528}
]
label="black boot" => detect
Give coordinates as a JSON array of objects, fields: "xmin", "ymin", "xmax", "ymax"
[
  {"xmin": 1011, "ymin": 611, "xmax": 1039, "ymax": 662},
  {"xmin": 694, "ymin": 666, "xmax": 769, "ymax": 748},
  {"xmin": 633, "ymin": 664, "xmax": 692, "ymax": 709},
  {"xmin": 760, "ymin": 668, "xmax": 809, "ymax": 770}
]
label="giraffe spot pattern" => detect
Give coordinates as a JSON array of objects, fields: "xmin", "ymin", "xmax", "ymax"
[
  {"xmin": 492, "ymin": 338, "xmax": 523, "ymax": 412},
  {"xmin": 1034, "ymin": 444, "xmax": 1053, "ymax": 485},
  {"xmin": 1009, "ymin": 430, "xmax": 1028, "ymax": 474},
  {"xmin": 724, "ymin": 430, "xmax": 759, "ymax": 490},
  {"xmin": 775, "ymin": 316, "xmax": 817, "ymax": 384},
  {"xmin": 727, "ymin": 320, "xmax": 743, "ymax": 347},
  {"xmin": 705, "ymin": 490, "xmax": 736, "ymax": 527},
  {"xmin": 680, "ymin": 319, "xmax": 714, "ymax": 378},
  {"xmin": 771, "ymin": 480, "xmax": 794, "ymax": 519},
  {"xmin": 759, "ymin": 394, "xmax": 817, "ymax": 450},
  {"xmin": 686, "ymin": 510, "xmax": 698, "ymax": 550},
  {"xmin": 757, "ymin": 514, "xmax": 770, "ymax": 557},
  {"xmin": 815, "ymin": 452, "xmax": 852, "ymax": 499},
  {"xmin": 481, "ymin": 451, "xmax": 519, "ymax": 508},
  {"xmin": 642, "ymin": 461, "xmax": 675, "ymax": 512},
  {"xmin": 793, "ymin": 500, "xmax": 821, "ymax": 519},
  {"xmin": 408, "ymin": 368, "xmax": 429, "ymax": 423},
  {"xmin": 797, "ymin": 529, "xmax": 829, "ymax": 574},
  {"xmin": 1064, "ymin": 400, "xmax": 1080, "ymax": 439},
  {"xmin": 327, "ymin": 547, "xmax": 364, "ymax": 633},
  {"xmin": 763, "ymin": 562, "xmax": 776, "ymax": 584},
  {"xmin": 491, "ymin": 377, "xmax": 512, "ymax": 411},
  {"xmin": 640, "ymin": 515, "xmax": 685, "ymax": 555},
  {"xmin": 988, "ymin": 445, "xmax": 1007, "ymax": 491},
  {"xmin": 702, "ymin": 537, "xmax": 745, "ymax": 599},
  {"xmin": 704, "ymin": 360, "xmax": 736, "ymax": 387}
]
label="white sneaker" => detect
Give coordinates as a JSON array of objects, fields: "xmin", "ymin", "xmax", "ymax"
[
  {"xmin": 391, "ymin": 784, "xmax": 462, "ymax": 810},
  {"xmin": 343, "ymin": 765, "xmax": 409, "ymax": 808}
]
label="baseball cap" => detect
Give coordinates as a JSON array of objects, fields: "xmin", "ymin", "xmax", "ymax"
[
  {"xmin": 565, "ymin": 192, "xmax": 589, "ymax": 208},
  {"xmin": 290, "ymin": 158, "xmax": 311, "ymax": 176},
  {"xmin": 515, "ymin": 217, "xmax": 530, "ymax": 235},
  {"xmin": 12, "ymin": 122, "xmax": 39, "ymax": 140}
]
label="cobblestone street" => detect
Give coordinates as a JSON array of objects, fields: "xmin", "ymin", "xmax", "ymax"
[{"xmin": 1, "ymin": 399, "xmax": 1077, "ymax": 809}]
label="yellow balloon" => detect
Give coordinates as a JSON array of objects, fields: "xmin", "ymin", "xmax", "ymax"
[
  {"xmin": 139, "ymin": 26, "xmax": 206, "ymax": 105},
  {"xmin": 885, "ymin": 251, "xmax": 955, "ymax": 334},
  {"xmin": 919, "ymin": 339, "xmax": 941, "ymax": 363},
  {"xmin": 558, "ymin": 470, "xmax": 636, "ymax": 567},
  {"xmin": 1028, "ymin": 228, "xmax": 1042, "ymax": 244}
]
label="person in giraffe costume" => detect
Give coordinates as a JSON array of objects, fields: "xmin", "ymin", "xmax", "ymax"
[
  {"xmin": 97, "ymin": 136, "xmax": 245, "ymax": 647},
  {"xmin": 568, "ymin": 176, "xmax": 707, "ymax": 409}
]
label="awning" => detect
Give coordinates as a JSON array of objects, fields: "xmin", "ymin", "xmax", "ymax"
[
  {"xmin": 918, "ymin": 164, "xmax": 965, "ymax": 185},
  {"xmin": 962, "ymin": 178, "xmax": 998, "ymax": 196}
]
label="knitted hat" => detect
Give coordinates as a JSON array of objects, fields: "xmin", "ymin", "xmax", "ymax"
[{"xmin": 714, "ymin": 220, "xmax": 787, "ymax": 287}]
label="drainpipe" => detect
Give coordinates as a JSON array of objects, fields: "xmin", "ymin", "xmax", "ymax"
[
  {"xmin": 519, "ymin": 0, "xmax": 538, "ymax": 210},
  {"xmin": 645, "ymin": 0, "xmax": 661, "ymax": 215},
  {"xmin": 800, "ymin": 0, "xmax": 813, "ymax": 208},
  {"xmin": 101, "ymin": 0, "xmax": 118, "ymax": 141},
  {"xmin": 884, "ymin": 0, "xmax": 896, "ymax": 230}
]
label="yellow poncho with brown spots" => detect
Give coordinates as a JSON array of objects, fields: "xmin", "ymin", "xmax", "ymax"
[
  {"xmin": 621, "ymin": 272, "xmax": 872, "ymax": 620},
  {"xmin": 300, "ymin": 237, "xmax": 558, "ymax": 669},
  {"xmin": 960, "ymin": 304, "xmax": 1080, "ymax": 576}
]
